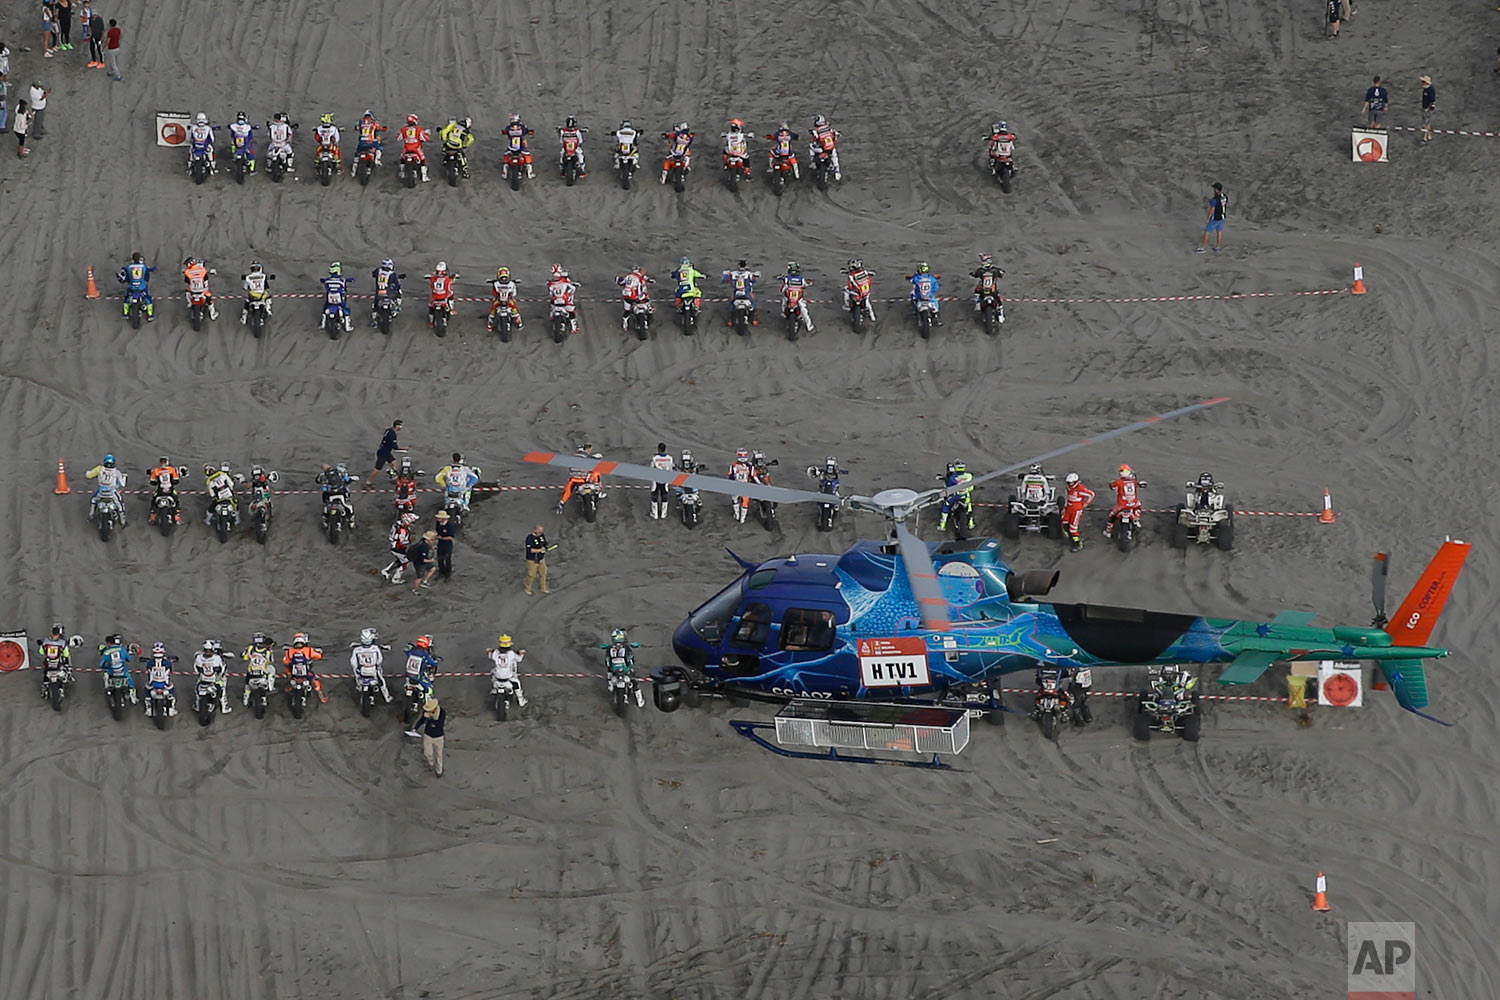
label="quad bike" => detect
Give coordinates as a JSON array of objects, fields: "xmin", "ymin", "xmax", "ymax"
[
  {"xmin": 999, "ymin": 468, "xmax": 1064, "ymax": 541},
  {"xmin": 1133, "ymin": 667, "xmax": 1202, "ymax": 742},
  {"xmin": 1171, "ymin": 477, "xmax": 1234, "ymax": 551}
]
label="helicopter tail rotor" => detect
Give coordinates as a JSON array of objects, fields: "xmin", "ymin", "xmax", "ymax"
[{"xmin": 1371, "ymin": 551, "xmax": 1390, "ymax": 628}]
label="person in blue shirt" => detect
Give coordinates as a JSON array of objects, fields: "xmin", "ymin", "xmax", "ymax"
[
  {"xmin": 909, "ymin": 262, "xmax": 942, "ymax": 325},
  {"xmin": 320, "ymin": 261, "xmax": 353, "ymax": 333},
  {"xmin": 401, "ymin": 634, "xmax": 442, "ymax": 717},
  {"xmin": 98, "ymin": 633, "xmax": 137, "ymax": 703},
  {"xmin": 117, "ymin": 252, "xmax": 156, "ymax": 321}
]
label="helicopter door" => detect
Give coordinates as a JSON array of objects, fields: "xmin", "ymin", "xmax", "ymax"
[
  {"xmin": 721, "ymin": 602, "xmax": 772, "ymax": 678},
  {"xmin": 779, "ymin": 608, "xmax": 837, "ymax": 653}
]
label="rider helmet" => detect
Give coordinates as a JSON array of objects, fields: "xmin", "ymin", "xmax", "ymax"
[
  {"xmin": 292, "ymin": 632, "xmax": 309, "ymax": 645},
  {"xmin": 184, "ymin": 257, "xmax": 195, "ymax": 268},
  {"xmin": 329, "ymin": 261, "xmax": 342, "ymax": 276},
  {"xmin": 675, "ymin": 121, "xmax": 689, "ymax": 132},
  {"xmin": 785, "ymin": 261, "xmax": 800, "ymax": 276},
  {"xmin": 131, "ymin": 252, "xmax": 143, "ymax": 263},
  {"xmin": 362, "ymin": 109, "xmax": 373, "ymax": 120},
  {"xmin": 159, "ymin": 456, "xmax": 171, "ymax": 466},
  {"xmin": 736, "ymin": 259, "xmax": 748, "ymax": 270},
  {"xmin": 249, "ymin": 259, "xmax": 263, "ymax": 272},
  {"xmin": 778, "ymin": 120, "xmax": 790, "ymax": 131},
  {"xmin": 103, "ymin": 454, "xmax": 116, "ymax": 468},
  {"xmin": 998, "ymin": 120, "xmax": 1009, "ymax": 133},
  {"xmin": 195, "ymin": 112, "xmax": 208, "ymax": 124},
  {"xmin": 250, "ymin": 464, "xmax": 265, "ymax": 479},
  {"xmin": 812, "ymin": 114, "xmax": 827, "ymax": 127},
  {"xmin": 461, "ymin": 117, "xmax": 472, "ymax": 130},
  {"xmin": 951, "ymin": 460, "xmax": 967, "ymax": 474},
  {"xmin": 1028, "ymin": 463, "xmax": 1042, "ymax": 474},
  {"xmin": 152, "ymin": 642, "xmax": 166, "ymax": 654},
  {"xmin": 979, "ymin": 252, "xmax": 994, "ymax": 267},
  {"xmin": 509, "ymin": 113, "xmax": 521, "ymax": 124},
  {"xmin": 611, "ymin": 628, "xmax": 626, "ymax": 645},
  {"xmin": 435, "ymin": 261, "xmax": 448, "ymax": 274},
  {"xmin": 407, "ymin": 114, "xmax": 419, "ymax": 125},
  {"xmin": 1118, "ymin": 464, "xmax": 1135, "ymax": 478},
  {"xmin": 335, "ymin": 462, "xmax": 348, "ymax": 476},
  {"xmin": 252, "ymin": 632, "xmax": 268, "ymax": 646},
  {"xmin": 104, "ymin": 633, "xmax": 122, "ymax": 646},
  {"xmin": 203, "ymin": 463, "xmax": 216, "ymax": 476},
  {"xmin": 917, "ymin": 261, "xmax": 931, "ymax": 274},
  {"xmin": 735, "ymin": 447, "xmax": 749, "ymax": 462},
  {"xmin": 679, "ymin": 256, "xmax": 691, "ymax": 270},
  {"xmin": 497, "ymin": 634, "xmax": 513, "ymax": 649},
  {"xmin": 1064, "ymin": 472, "xmax": 1080, "ymax": 486},
  {"xmin": 451, "ymin": 452, "xmax": 463, "ymax": 464},
  {"xmin": 681, "ymin": 448, "xmax": 694, "ymax": 467},
  {"xmin": 847, "ymin": 258, "xmax": 860, "ymax": 272},
  {"xmin": 565, "ymin": 115, "xmax": 577, "ymax": 129},
  {"xmin": 414, "ymin": 635, "xmax": 433, "ymax": 650},
  {"xmin": 551, "ymin": 263, "xmax": 564, "ymax": 279},
  {"xmin": 50, "ymin": 623, "xmax": 64, "ymax": 638},
  {"xmin": 236, "ymin": 111, "xmax": 247, "ymax": 124},
  {"xmin": 1198, "ymin": 472, "xmax": 1214, "ymax": 487},
  {"xmin": 400, "ymin": 512, "xmax": 419, "ymax": 525},
  {"xmin": 496, "ymin": 266, "xmax": 510, "ymax": 280},
  {"xmin": 657, "ymin": 442, "xmax": 668, "ymax": 454},
  {"xmin": 320, "ymin": 113, "xmax": 335, "ymax": 125},
  {"xmin": 620, "ymin": 119, "xmax": 632, "ymax": 130},
  {"xmin": 728, "ymin": 118, "xmax": 744, "ymax": 130},
  {"xmin": 381, "ymin": 257, "xmax": 395, "ymax": 270},
  {"xmin": 359, "ymin": 627, "xmax": 378, "ymax": 645},
  {"xmin": 220, "ymin": 462, "xmax": 231, "ymax": 472},
  {"xmin": 274, "ymin": 112, "xmax": 287, "ymax": 123},
  {"xmin": 203, "ymin": 639, "xmax": 217, "ymax": 652}
]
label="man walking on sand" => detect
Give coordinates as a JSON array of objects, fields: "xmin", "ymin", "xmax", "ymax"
[
  {"xmin": 104, "ymin": 18, "xmax": 121, "ymax": 81},
  {"xmin": 417, "ymin": 697, "xmax": 446, "ymax": 777},
  {"xmin": 27, "ymin": 80, "xmax": 47, "ymax": 138},
  {"xmin": 1195, "ymin": 182, "xmax": 1227, "ymax": 254},
  {"xmin": 365, "ymin": 418, "xmax": 402, "ymax": 487},
  {"xmin": 524, "ymin": 523, "xmax": 550, "ymax": 594},
  {"xmin": 1419, "ymin": 75, "xmax": 1436, "ymax": 144},
  {"xmin": 1362, "ymin": 75, "xmax": 1388, "ymax": 129}
]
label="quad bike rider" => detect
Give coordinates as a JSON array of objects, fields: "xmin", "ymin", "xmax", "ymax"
[
  {"xmin": 1001, "ymin": 462, "xmax": 1061, "ymax": 540},
  {"xmin": 1135, "ymin": 664, "xmax": 1202, "ymax": 741},
  {"xmin": 1173, "ymin": 471, "xmax": 1234, "ymax": 550}
]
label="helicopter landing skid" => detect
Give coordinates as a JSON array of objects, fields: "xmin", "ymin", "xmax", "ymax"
[{"xmin": 728, "ymin": 720, "xmax": 959, "ymax": 770}]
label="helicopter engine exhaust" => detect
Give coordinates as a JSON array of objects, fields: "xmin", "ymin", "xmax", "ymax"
[{"xmin": 1006, "ymin": 570, "xmax": 1060, "ymax": 601}]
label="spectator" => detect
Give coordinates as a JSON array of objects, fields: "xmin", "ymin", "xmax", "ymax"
[
  {"xmin": 56, "ymin": 0, "xmax": 72, "ymax": 51},
  {"xmin": 1362, "ymin": 75, "xmax": 1388, "ymax": 129},
  {"xmin": 0, "ymin": 74, "xmax": 8, "ymax": 134},
  {"xmin": 1325, "ymin": 0, "xmax": 1340, "ymax": 38},
  {"xmin": 0, "ymin": 41, "xmax": 9, "ymax": 77},
  {"xmin": 1195, "ymin": 182, "xmax": 1228, "ymax": 254},
  {"xmin": 80, "ymin": 3, "xmax": 95, "ymax": 66},
  {"xmin": 410, "ymin": 531, "xmax": 436, "ymax": 593},
  {"xmin": 87, "ymin": 10, "xmax": 103, "ymax": 68},
  {"xmin": 524, "ymin": 523, "xmax": 550, "ymax": 595},
  {"xmin": 14, "ymin": 98, "xmax": 30, "ymax": 158},
  {"xmin": 104, "ymin": 18, "xmax": 121, "ymax": 82},
  {"xmin": 417, "ymin": 698, "xmax": 446, "ymax": 777},
  {"xmin": 1419, "ymin": 75, "xmax": 1435, "ymax": 144},
  {"xmin": 42, "ymin": 2, "xmax": 56, "ymax": 58},
  {"xmin": 27, "ymin": 80, "xmax": 47, "ymax": 138},
  {"xmin": 434, "ymin": 509, "xmax": 456, "ymax": 580},
  {"xmin": 364, "ymin": 418, "xmax": 403, "ymax": 486}
]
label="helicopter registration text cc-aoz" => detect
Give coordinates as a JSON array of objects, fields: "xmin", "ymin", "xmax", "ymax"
[{"xmin": 524, "ymin": 398, "xmax": 1472, "ymax": 725}]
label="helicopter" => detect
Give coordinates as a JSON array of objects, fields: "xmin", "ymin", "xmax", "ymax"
[{"xmin": 524, "ymin": 398, "xmax": 1470, "ymax": 725}]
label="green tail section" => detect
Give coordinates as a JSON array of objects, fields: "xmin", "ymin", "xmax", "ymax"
[
  {"xmin": 1217, "ymin": 650, "xmax": 1280, "ymax": 685},
  {"xmin": 1379, "ymin": 658, "xmax": 1429, "ymax": 711}
]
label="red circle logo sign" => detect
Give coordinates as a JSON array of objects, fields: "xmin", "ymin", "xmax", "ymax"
[
  {"xmin": 1356, "ymin": 136, "xmax": 1384, "ymax": 162},
  {"xmin": 1323, "ymin": 671, "xmax": 1359, "ymax": 706},
  {"xmin": 0, "ymin": 640, "xmax": 25, "ymax": 671},
  {"xmin": 160, "ymin": 121, "xmax": 187, "ymax": 146}
]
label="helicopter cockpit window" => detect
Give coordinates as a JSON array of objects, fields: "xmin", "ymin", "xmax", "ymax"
[
  {"xmin": 747, "ymin": 569, "xmax": 777, "ymax": 590},
  {"xmin": 779, "ymin": 608, "xmax": 836, "ymax": 652},
  {"xmin": 687, "ymin": 572, "xmax": 749, "ymax": 642},
  {"xmin": 731, "ymin": 603, "xmax": 772, "ymax": 647}
]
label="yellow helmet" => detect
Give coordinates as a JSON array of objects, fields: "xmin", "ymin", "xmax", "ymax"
[{"xmin": 497, "ymin": 634, "xmax": 513, "ymax": 649}]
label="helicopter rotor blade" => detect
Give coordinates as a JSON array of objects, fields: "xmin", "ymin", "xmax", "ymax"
[
  {"xmin": 893, "ymin": 521, "xmax": 953, "ymax": 632},
  {"xmin": 957, "ymin": 396, "xmax": 1231, "ymax": 497},
  {"xmin": 522, "ymin": 452, "xmax": 832, "ymax": 506},
  {"xmin": 1371, "ymin": 551, "xmax": 1390, "ymax": 628}
]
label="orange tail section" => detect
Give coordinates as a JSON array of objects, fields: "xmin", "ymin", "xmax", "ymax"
[{"xmin": 1385, "ymin": 539, "xmax": 1472, "ymax": 647}]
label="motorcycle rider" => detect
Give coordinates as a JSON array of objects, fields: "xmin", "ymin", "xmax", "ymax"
[
  {"xmin": 501, "ymin": 113, "xmax": 536, "ymax": 178},
  {"xmin": 969, "ymin": 252, "xmax": 1005, "ymax": 321},
  {"xmin": 350, "ymin": 627, "xmax": 392, "ymax": 703},
  {"xmin": 556, "ymin": 115, "xmax": 587, "ymax": 177},
  {"xmin": 489, "ymin": 266, "xmax": 523, "ymax": 329},
  {"xmin": 266, "ymin": 112, "xmax": 295, "ymax": 173},
  {"xmin": 986, "ymin": 120, "xmax": 1017, "ymax": 169},
  {"xmin": 241, "ymin": 259, "xmax": 274, "ymax": 323},
  {"xmin": 355, "ymin": 109, "xmax": 387, "ymax": 166},
  {"xmin": 192, "ymin": 639, "xmax": 232, "ymax": 714},
  {"xmin": 283, "ymin": 632, "xmax": 325, "ymax": 702},
  {"xmin": 660, "ymin": 121, "xmax": 695, "ymax": 182},
  {"xmin": 937, "ymin": 460, "xmax": 975, "ymax": 533},
  {"xmin": 728, "ymin": 447, "xmax": 754, "ymax": 524},
  {"xmin": 402, "ymin": 634, "xmax": 441, "ymax": 707},
  {"xmin": 671, "ymin": 256, "xmax": 705, "ymax": 313},
  {"xmin": 317, "ymin": 463, "xmax": 356, "ymax": 529},
  {"xmin": 370, "ymin": 257, "xmax": 403, "ymax": 326},
  {"xmin": 321, "ymin": 260, "xmax": 353, "ymax": 333},
  {"xmin": 142, "ymin": 641, "xmax": 179, "ymax": 716},
  {"xmin": 182, "ymin": 256, "xmax": 218, "ymax": 320},
  {"xmin": 438, "ymin": 115, "xmax": 475, "ymax": 178},
  {"xmin": 203, "ymin": 461, "xmax": 240, "ymax": 526},
  {"xmin": 1034, "ymin": 664, "xmax": 1072, "ymax": 719},
  {"xmin": 398, "ymin": 113, "xmax": 431, "ymax": 182},
  {"xmin": 605, "ymin": 628, "xmax": 646, "ymax": 708},
  {"xmin": 117, "ymin": 251, "xmax": 156, "ymax": 322},
  {"xmin": 227, "ymin": 111, "xmax": 256, "ymax": 171},
  {"xmin": 721, "ymin": 118, "xmax": 751, "ymax": 174},
  {"xmin": 186, "ymin": 112, "xmax": 217, "ymax": 173},
  {"xmin": 148, "ymin": 456, "xmax": 184, "ymax": 525},
  {"xmin": 807, "ymin": 114, "xmax": 841, "ymax": 180},
  {"xmin": 1070, "ymin": 665, "xmax": 1094, "ymax": 724},
  {"xmin": 488, "ymin": 634, "xmax": 529, "ymax": 707},
  {"xmin": 809, "ymin": 456, "xmax": 843, "ymax": 493},
  {"xmin": 555, "ymin": 446, "xmax": 602, "ymax": 514},
  {"xmin": 764, "ymin": 120, "xmax": 800, "ymax": 178},
  {"xmin": 842, "ymin": 258, "xmax": 876, "ymax": 320},
  {"xmin": 382, "ymin": 511, "xmax": 419, "ymax": 584},
  {"xmin": 427, "ymin": 261, "xmax": 458, "ymax": 326},
  {"xmin": 546, "ymin": 264, "xmax": 580, "ymax": 334},
  {"xmin": 909, "ymin": 262, "xmax": 943, "ymax": 325},
  {"xmin": 391, "ymin": 455, "xmax": 420, "ymax": 514},
  {"xmin": 37, "ymin": 624, "xmax": 74, "ymax": 698},
  {"xmin": 86, "ymin": 453, "xmax": 128, "ymax": 525},
  {"xmin": 242, "ymin": 631, "xmax": 278, "ymax": 702},
  {"xmin": 648, "ymin": 442, "xmax": 674, "ymax": 519},
  {"xmin": 721, "ymin": 260, "xmax": 761, "ymax": 326},
  {"xmin": 1103, "ymin": 464, "xmax": 1145, "ymax": 539},
  {"xmin": 617, "ymin": 264, "xmax": 653, "ymax": 330},
  {"xmin": 98, "ymin": 633, "xmax": 138, "ymax": 704},
  {"xmin": 313, "ymin": 112, "xmax": 343, "ymax": 173},
  {"xmin": 609, "ymin": 119, "xmax": 639, "ymax": 169},
  {"xmin": 775, "ymin": 261, "xmax": 814, "ymax": 332},
  {"xmin": 1061, "ymin": 472, "xmax": 1095, "ymax": 551},
  {"xmin": 435, "ymin": 452, "xmax": 479, "ymax": 514}
]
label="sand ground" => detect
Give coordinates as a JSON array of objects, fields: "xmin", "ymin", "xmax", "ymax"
[{"xmin": 0, "ymin": 0, "xmax": 1497, "ymax": 996}]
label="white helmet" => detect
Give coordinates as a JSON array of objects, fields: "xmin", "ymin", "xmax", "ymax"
[
  {"xmin": 360, "ymin": 627, "xmax": 378, "ymax": 645},
  {"xmin": 196, "ymin": 112, "xmax": 208, "ymax": 125},
  {"xmin": 435, "ymin": 261, "xmax": 448, "ymax": 273},
  {"xmin": 1064, "ymin": 472, "xmax": 1080, "ymax": 486}
]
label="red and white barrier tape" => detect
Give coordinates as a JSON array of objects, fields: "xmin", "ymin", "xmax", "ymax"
[
  {"xmin": 972, "ymin": 502, "xmax": 1321, "ymax": 518},
  {"xmin": 64, "ymin": 667, "xmax": 598, "ymax": 679},
  {"xmin": 1388, "ymin": 125, "xmax": 1500, "ymax": 138},
  {"xmin": 997, "ymin": 687, "xmax": 1292, "ymax": 703}
]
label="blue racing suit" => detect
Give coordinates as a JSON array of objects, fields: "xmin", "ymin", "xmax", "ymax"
[
  {"xmin": 372, "ymin": 267, "xmax": 403, "ymax": 302},
  {"xmin": 99, "ymin": 641, "xmax": 137, "ymax": 695},
  {"xmin": 118, "ymin": 260, "xmax": 156, "ymax": 309},
  {"xmin": 228, "ymin": 121, "xmax": 257, "ymax": 163},
  {"xmin": 320, "ymin": 274, "xmax": 352, "ymax": 320},
  {"xmin": 910, "ymin": 272, "xmax": 941, "ymax": 315},
  {"xmin": 938, "ymin": 471, "xmax": 975, "ymax": 529},
  {"xmin": 402, "ymin": 645, "xmax": 442, "ymax": 699},
  {"xmin": 722, "ymin": 269, "xmax": 758, "ymax": 311}
]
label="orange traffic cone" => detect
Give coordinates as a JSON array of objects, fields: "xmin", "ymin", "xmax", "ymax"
[
  {"xmin": 54, "ymin": 459, "xmax": 71, "ymax": 495},
  {"xmin": 1351, "ymin": 263, "xmax": 1367, "ymax": 295},
  {"xmin": 1318, "ymin": 488, "xmax": 1337, "ymax": 524},
  {"xmin": 1311, "ymin": 872, "xmax": 1332, "ymax": 912},
  {"xmin": 84, "ymin": 266, "xmax": 101, "ymax": 300}
]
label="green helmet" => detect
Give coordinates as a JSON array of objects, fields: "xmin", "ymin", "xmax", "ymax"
[
  {"xmin": 329, "ymin": 261, "xmax": 342, "ymax": 276},
  {"xmin": 917, "ymin": 261, "xmax": 931, "ymax": 274}
]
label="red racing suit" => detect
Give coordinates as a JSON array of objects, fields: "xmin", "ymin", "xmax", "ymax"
[
  {"xmin": 1107, "ymin": 476, "xmax": 1142, "ymax": 526},
  {"xmin": 1062, "ymin": 480, "xmax": 1096, "ymax": 540},
  {"xmin": 728, "ymin": 458, "xmax": 753, "ymax": 513},
  {"xmin": 428, "ymin": 273, "xmax": 456, "ymax": 315},
  {"xmin": 399, "ymin": 124, "xmax": 430, "ymax": 164}
]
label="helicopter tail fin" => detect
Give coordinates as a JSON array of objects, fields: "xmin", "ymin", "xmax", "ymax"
[
  {"xmin": 1383, "ymin": 539, "xmax": 1471, "ymax": 648},
  {"xmin": 725, "ymin": 547, "xmax": 757, "ymax": 571},
  {"xmin": 1374, "ymin": 658, "xmax": 1449, "ymax": 725}
]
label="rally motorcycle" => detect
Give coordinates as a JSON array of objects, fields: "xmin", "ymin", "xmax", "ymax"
[
  {"xmin": 231, "ymin": 134, "xmax": 254, "ymax": 184},
  {"xmin": 121, "ymin": 285, "xmax": 149, "ymax": 330},
  {"xmin": 577, "ymin": 478, "xmax": 604, "ymax": 524},
  {"xmin": 1030, "ymin": 670, "xmax": 1073, "ymax": 742},
  {"xmin": 913, "ymin": 297, "xmax": 941, "ymax": 340},
  {"xmin": 491, "ymin": 673, "xmax": 520, "ymax": 722},
  {"xmin": 489, "ymin": 299, "xmax": 520, "ymax": 342},
  {"xmin": 503, "ymin": 134, "xmax": 533, "ymax": 191},
  {"xmin": 560, "ymin": 134, "xmax": 584, "ymax": 186},
  {"xmin": 442, "ymin": 469, "xmax": 478, "ymax": 531},
  {"xmin": 189, "ymin": 144, "xmax": 215, "ymax": 186},
  {"xmin": 244, "ymin": 665, "xmax": 274, "ymax": 719},
  {"xmin": 661, "ymin": 137, "xmax": 690, "ymax": 193},
  {"xmin": 145, "ymin": 683, "xmax": 175, "ymax": 730},
  {"xmin": 614, "ymin": 134, "xmax": 639, "ymax": 190},
  {"xmin": 397, "ymin": 150, "xmax": 421, "ymax": 189},
  {"xmin": 265, "ymin": 124, "xmax": 296, "ymax": 183},
  {"xmin": 315, "ymin": 145, "xmax": 338, "ymax": 187},
  {"xmin": 194, "ymin": 678, "xmax": 223, "ymax": 727},
  {"xmin": 41, "ymin": 660, "xmax": 75, "ymax": 713},
  {"xmin": 990, "ymin": 147, "xmax": 1015, "ymax": 194},
  {"xmin": 844, "ymin": 270, "xmax": 875, "ymax": 334},
  {"xmin": 722, "ymin": 142, "xmax": 753, "ymax": 193},
  {"xmin": 628, "ymin": 297, "xmax": 654, "ymax": 341},
  {"xmin": 244, "ymin": 289, "xmax": 271, "ymax": 339},
  {"xmin": 442, "ymin": 147, "xmax": 466, "ymax": 188},
  {"xmin": 602, "ymin": 638, "xmax": 644, "ymax": 718},
  {"xmin": 1134, "ymin": 667, "xmax": 1202, "ymax": 742},
  {"xmin": 402, "ymin": 675, "xmax": 431, "ymax": 730},
  {"xmin": 550, "ymin": 304, "xmax": 574, "ymax": 344},
  {"xmin": 187, "ymin": 270, "xmax": 217, "ymax": 331},
  {"xmin": 104, "ymin": 672, "xmax": 132, "ymax": 721},
  {"xmin": 373, "ymin": 277, "xmax": 404, "ymax": 335},
  {"xmin": 806, "ymin": 464, "xmax": 847, "ymax": 532},
  {"xmin": 353, "ymin": 650, "xmax": 389, "ymax": 719},
  {"xmin": 727, "ymin": 277, "xmax": 758, "ymax": 337},
  {"xmin": 209, "ymin": 492, "xmax": 239, "ymax": 544},
  {"xmin": 974, "ymin": 272, "xmax": 1006, "ymax": 336},
  {"xmin": 999, "ymin": 468, "xmax": 1063, "ymax": 541},
  {"xmin": 321, "ymin": 295, "xmax": 350, "ymax": 341},
  {"xmin": 354, "ymin": 145, "xmax": 378, "ymax": 186},
  {"xmin": 809, "ymin": 143, "xmax": 836, "ymax": 192},
  {"xmin": 752, "ymin": 457, "xmax": 779, "ymax": 530},
  {"xmin": 766, "ymin": 138, "xmax": 799, "ymax": 196},
  {"xmin": 249, "ymin": 471, "xmax": 277, "ymax": 544},
  {"xmin": 321, "ymin": 481, "xmax": 358, "ymax": 545},
  {"xmin": 429, "ymin": 288, "xmax": 458, "ymax": 339},
  {"xmin": 1171, "ymin": 477, "xmax": 1234, "ymax": 551},
  {"xmin": 91, "ymin": 494, "xmax": 124, "ymax": 542},
  {"xmin": 781, "ymin": 285, "xmax": 810, "ymax": 342},
  {"xmin": 151, "ymin": 489, "xmax": 182, "ymax": 535},
  {"xmin": 676, "ymin": 459, "xmax": 706, "ymax": 529},
  {"xmin": 678, "ymin": 295, "xmax": 700, "ymax": 335},
  {"xmin": 1111, "ymin": 498, "xmax": 1146, "ymax": 554},
  {"xmin": 286, "ymin": 670, "xmax": 313, "ymax": 719}
]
